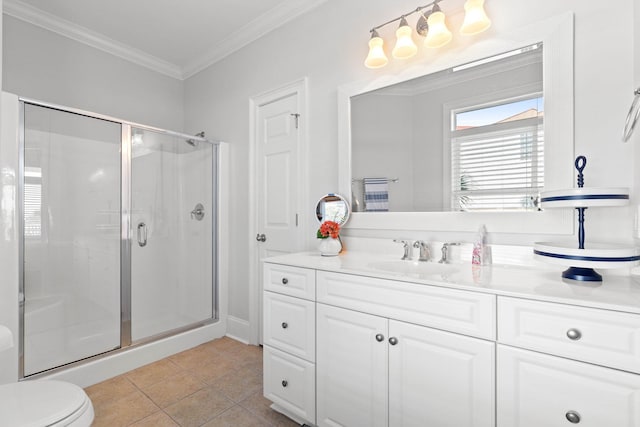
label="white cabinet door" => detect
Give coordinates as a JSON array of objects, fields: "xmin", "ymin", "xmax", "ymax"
[
  {"xmin": 316, "ymin": 303, "xmax": 388, "ymax": 427},
  {"xmin": 388, "ymin": 320, "xmax": 495, "ymax": 427},
  {"xmin": 498, "ymin": 345, "xmax": 640, "ymax": 427}
]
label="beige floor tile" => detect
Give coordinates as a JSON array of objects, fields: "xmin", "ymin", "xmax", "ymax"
[
  {"xmin": 164, "ymin": 386, "xmax": 234, "ymax": 427},
  {"xmin": 141, "ymin": 370, "xmax": 207, "ymax": 408},
  {"xmin": 170, "ymin": 343, "xmax": 219, "ymax": 371},
  {"xmin": 85, "ymin": 375, "xmax": 138, "ymax": 409},
  {"xmin": 205, "ymin": 336, "xmax": 247, "ymax": 355},
  {"xmin": 130, "ymin": 411, "xmax": 180, "ymax": 427},
  {"xmin": 233, "ymin": 345, "xmax": 263, "ymax": 368},
  {"xmin": 191, "ymin": 353, "xmax": 239, "ymax": 384},
  {"xmin": 210, "ymin": 366, "xmax": 263, "ymax": 403},
  {"xmin": 126, "ymin": 358, "xmax": 183, "ymax": 389},
  {"xmin": 240, "ymin": 392, "xmax": 301, "ymax": 427},
  {"xmin": 201, "ymin": 405, "xmax": 272, "ymax": 427},
  {"xmin": 91, "ymin": 390, "xmax": 160, "ymax": 427}
]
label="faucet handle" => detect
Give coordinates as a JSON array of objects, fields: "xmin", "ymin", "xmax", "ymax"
[
  {"xmin": 439, "ymin": 242, "xmax": 461, "ymax": 264},
  {"xmin": 413, "ymin": 240, "xmax": 430, "ymax": 262},
  {"xmin": 393, "ymin": 239, "xmax": 412, "ymax": 260}
]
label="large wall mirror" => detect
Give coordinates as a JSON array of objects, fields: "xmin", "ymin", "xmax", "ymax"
[{"xmin": 338, "ymin": 12, "xmax": 575, "ymax": 234}]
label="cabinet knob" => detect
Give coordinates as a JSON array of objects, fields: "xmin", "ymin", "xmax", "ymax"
[
  {"xmin": 281, "ymin": 380, "xmax": 288, "ymax": 387},
  {"xmin": 281, "ymin": 322, "xmax": 288, "ymax": 329},
  {"xmin": 566, "ymin": 328, "xmax": 582, "ymax": 341},
  {"xmin": 565, "ymin": 410, "xmax": 581, "ymax": 423},
  {"xmin": 375, "ymin": 333, "xmax": 385, "ymax": 342},
  {"xmin": 281, "ymin": 277, "xmax": 288, "ymax": 285},
  {"xmin": 388, "ymin": 337, "xmax": 399, "ymax": 345}
]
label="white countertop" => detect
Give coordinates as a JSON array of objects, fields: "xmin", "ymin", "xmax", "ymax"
[{"xmin": 264, "ymin": 251, "xmax": 640, "ymax": 314}]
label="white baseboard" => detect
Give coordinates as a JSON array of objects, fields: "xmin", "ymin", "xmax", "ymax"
[{"xmin": 226, "ymin": 315, "xmax": 251, "ymax": 344}]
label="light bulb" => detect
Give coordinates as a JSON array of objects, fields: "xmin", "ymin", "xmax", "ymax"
[
  {"xmin": 392, "ymin": 17, "xmax": 418, "ymax": 59},
  {"xmin": 460, "ymin": 0, "xmax": 491, "ymax": 35},
  {"xmin": 424, "ymin": 8, "xmax": 452, "ymax": 48},
  {"xmin": 364, "ymin": 30, "xmax": 388, "ymax": 68}
]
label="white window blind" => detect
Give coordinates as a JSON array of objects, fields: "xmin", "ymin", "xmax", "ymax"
[
  {"xmin": 24, "ymin": 167, "xmax": 42, "ymax": 238},
  {"xmin": 451, "ymin": 116, "xmax": 543, "ymax": 211}
]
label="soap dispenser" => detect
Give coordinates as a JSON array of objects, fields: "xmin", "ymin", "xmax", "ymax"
[{"xmin": 472, "ymin": 224, "xmax": 492, "ymax": 266}]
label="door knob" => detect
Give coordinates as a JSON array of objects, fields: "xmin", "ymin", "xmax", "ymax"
[
  {"xmin": 256, "ymin": 233, "xmax": 266, "ymax": 242},
  {"xmin": 388, "ymin": 337, "xmax": 398, "ymax": 345},
  {"xmin": 375, "ymin": 334, "xmax": 385, "ymax": 342}
]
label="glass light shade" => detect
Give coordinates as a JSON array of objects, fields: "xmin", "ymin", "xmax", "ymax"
[
  {"xmin": 460, "ymin": 0, "xmax": 491, "ymax": 35},
  {"xmin": 392, "ymin": 21, "xmax": 418, "ymax": 59},
  {"xmin": 424, "ymin": 11, "xmax": 452, "ymax": 48},
  {"xmin": 364, "ymin": 35, "xmax": 388, "ymax": 68}
]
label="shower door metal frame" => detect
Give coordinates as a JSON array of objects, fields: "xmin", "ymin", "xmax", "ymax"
[{"xmin": 17, "ymin": 97, "xmax": 221, "ymax": 379}]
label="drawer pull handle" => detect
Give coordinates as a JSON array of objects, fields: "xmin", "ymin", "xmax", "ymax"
[
  {"xmin": 281, "ymin": 380, "xmax": 288, "ymax": 387},
  {"xmin": 389, "ymin": 337, "xmax": 399, "ymax": 345},
  {"xmin": 565, "ymin": 410, "xmax": 581, "ymax": 423},
  {"xmin": 566, "ymin": 329, "xmax": 582, "ymax": 341},
  {"xmin": 375, "ymin": 333, "xmax": 385, "ymax": 342},
  {"xmin": 281, "ymin": 322, "xmax": 288, "ymax": 329},
  {"xmin": 281, "ymin": 278, "xmax": 289, "ymax": 285}
]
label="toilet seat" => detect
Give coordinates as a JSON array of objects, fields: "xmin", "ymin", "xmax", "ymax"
[{"xmin": 0, "ymin": 380, "xmax": 94, "ymax": 427}]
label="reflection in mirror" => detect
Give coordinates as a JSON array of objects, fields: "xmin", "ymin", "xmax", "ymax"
[
  {"xmin": 351, "ymin": 43, "xmax": 543, "ymax": 213},
  {"xmin": 316, "ymin": 193, "xmax": 351, "ymax": 225}
]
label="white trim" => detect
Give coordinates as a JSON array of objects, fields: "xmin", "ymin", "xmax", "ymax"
[
  {"xmin": 338, "ymin": 12, "xmax": 574, "ymax": 236},
  {"xmin": 248, "ymin": 78, "xmax": 309, "ymax": 346},
  {"xmin": 182, "ymin": 0, "xmax": 328, "ymax": 79},
  {"xmin": 4, "ymin": 0, "xmax": 328, "ymax": 81},
  {"xmin": 226, "ymin": 316, "xmax": 251, "ymax": 344},
  {"xmin": 3, "ymin": 0, "xmax": 182, "ymax": 79}
]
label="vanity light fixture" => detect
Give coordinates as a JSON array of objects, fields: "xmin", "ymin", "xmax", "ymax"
[{"xmin": 365, "ymin": 0, "xmax": 492, "ymax": 69}]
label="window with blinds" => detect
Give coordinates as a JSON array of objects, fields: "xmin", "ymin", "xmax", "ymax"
[
  {"xmin": 450, "ymin": 95, "xmax": 543, "ymax": 212},
  {"xmin": 24, "ymin": 167, "xmax": 42, "ymax": 238}
]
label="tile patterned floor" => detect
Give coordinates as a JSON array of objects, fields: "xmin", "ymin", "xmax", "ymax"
[{"xmin": 85, "ymin": 337, "xmax": 300, "ymax": 427}]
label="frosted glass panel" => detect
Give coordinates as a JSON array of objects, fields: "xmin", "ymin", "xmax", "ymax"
[
  {"xmin": 23, "ymin": 104, "xmax": 121, "ymax": 376},
  {"xmin": 130, "ymin": 128, "xmax": 214, "ymax": 341}
]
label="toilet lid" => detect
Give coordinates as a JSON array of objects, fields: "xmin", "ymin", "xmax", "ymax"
[{"xmin": 0, "ymin": 380, "xmax": 88, "ymax": 427}]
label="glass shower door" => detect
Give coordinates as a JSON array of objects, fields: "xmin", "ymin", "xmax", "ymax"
[
  {"xmin": 130, "ymin": 127, "xmax": 215, "ymax": 342},
  {"xmin": 22, "ymin": 104, "xmax": 122, "ymax": 376}
]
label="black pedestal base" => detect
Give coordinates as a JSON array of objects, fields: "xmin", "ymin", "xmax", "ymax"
[{"xmin": 562, "ymin": 266, "xmax": 603, "ymax": 282}]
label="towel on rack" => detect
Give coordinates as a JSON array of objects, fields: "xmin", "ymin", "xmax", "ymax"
[{"xmin": 363, "ymin": 177, "xmax": 389, "ymax": 211}]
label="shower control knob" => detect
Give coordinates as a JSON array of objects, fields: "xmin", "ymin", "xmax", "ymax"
[
  {"xmin": 281, "ymin": 380, "xmax": 288, "ymax": 387},
  {"xmin": 282, "ymin": 322, "xmax": 288, "ymax": 329}
]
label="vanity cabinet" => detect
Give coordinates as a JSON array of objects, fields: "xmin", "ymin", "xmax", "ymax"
[
  {"xmin": 316, "ymin": 272, "xmax": 495, "ymax": 427},
  {"xmin": 263, "ymin": 263, "xmax": 316, "ymax": 425},
  {"xmin": 497, "ymin": 296, "xmax": 640, "ymax": 427}
]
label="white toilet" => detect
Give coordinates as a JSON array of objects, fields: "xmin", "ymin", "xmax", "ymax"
[
  {"xmin": 0, "ymin": 380, "xmax": 94, "ymax": 426},
  {"xmin": 0, "ymin": 325, "xmax": 94, "ymax": 426}
]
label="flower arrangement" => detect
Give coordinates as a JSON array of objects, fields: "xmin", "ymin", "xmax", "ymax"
[{"xmin": 317, "ymin": 220, "xmax": 340, "ymax": 239}]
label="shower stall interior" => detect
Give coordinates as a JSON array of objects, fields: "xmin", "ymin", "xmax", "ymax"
[{"xmin": 19, "ymin": 100, "xmax": 218, "ymax": 377}]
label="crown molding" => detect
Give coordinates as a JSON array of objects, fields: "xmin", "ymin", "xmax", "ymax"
[
  {"xmin": 4, "ymin": 0, "xmax": 328, "ymax": 81},
  {"xmin": 182, "ymin": 0, "xmax": 328, "ymax": 79},
  {"xmin": 3, "ymin": 0, "xmax": 183, "ymax": 80}
]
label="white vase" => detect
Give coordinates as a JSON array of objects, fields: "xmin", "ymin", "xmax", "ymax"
[{"xmin": 318, "ymin": 237, "xmax": 342, "ymax": 256}]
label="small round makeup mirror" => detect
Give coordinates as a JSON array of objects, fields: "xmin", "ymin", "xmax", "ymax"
[{"xmin": 316, "ymin": 193, "xmax": 351, "ymax": 225}]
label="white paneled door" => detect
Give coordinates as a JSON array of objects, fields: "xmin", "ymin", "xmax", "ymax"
[{"xmin": 252, "ymin": 79, "xmax": 307, "ymax": 344}]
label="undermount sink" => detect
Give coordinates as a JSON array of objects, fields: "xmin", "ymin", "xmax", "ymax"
[{"xmin": 368, "ymin": 260, "xmax": 459, "ymax": 276}]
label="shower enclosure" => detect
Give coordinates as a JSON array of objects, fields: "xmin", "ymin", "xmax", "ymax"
[{"xmin": 19, "ymin": 100, "xmax": 218, "ymax": 377}]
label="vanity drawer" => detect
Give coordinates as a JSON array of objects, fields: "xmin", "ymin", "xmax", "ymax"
[
  {"xmin": 264, "ymin": 345, "xmax": 315, "ymax": 425},
  {"xmin": 263, "ymin": 291, "xmax": 315, "ymax": 362},
  {"xmin": 498, "ymin": 296, "xmax": 640, "ymax": 373},
  {"xmin": 497, "ymin": 345, "xmax": 640, "ymax": 427},
  {"xmin": 317, "ymin": 271, "xmax": 496, "ymax": 340},
  {"xmin": 264, "ymin": 263, "xmax": 315, "ymax": 300}
]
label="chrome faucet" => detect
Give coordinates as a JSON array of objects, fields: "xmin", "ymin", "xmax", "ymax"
[
  {"xmin": 393, "ymin": 239, "xmax": 412, "ymax": 260},
  {"xmin": 439, "ymin": 242, "xmax": 460, "ymax": 264},
  {"xmin": 413, "ymin": 240, "xmax": 430, "ymax": 262}
]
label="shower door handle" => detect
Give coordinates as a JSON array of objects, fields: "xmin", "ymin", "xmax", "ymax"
[{"xmin": 137, "ymin": 222, "xmax": 148, "ymax": 247}]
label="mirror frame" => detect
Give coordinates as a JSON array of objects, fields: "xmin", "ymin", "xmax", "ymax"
[{"xmin": 338, "ymin": 12, "xmax": 574, "ymax": 234}]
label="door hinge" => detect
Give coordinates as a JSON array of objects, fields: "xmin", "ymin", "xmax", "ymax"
[
  {"xmin": 295, "ymin": 213, "xmax": 299, "ymax": 227},
  {"xmin": 291, "ymin": 113, "xmax": 300, "ymax": 129}
]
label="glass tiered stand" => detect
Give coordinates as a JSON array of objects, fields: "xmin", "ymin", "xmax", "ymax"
[{"xmin": 533, "ymin": 156, "xmax": 640, "ymax": 282}]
